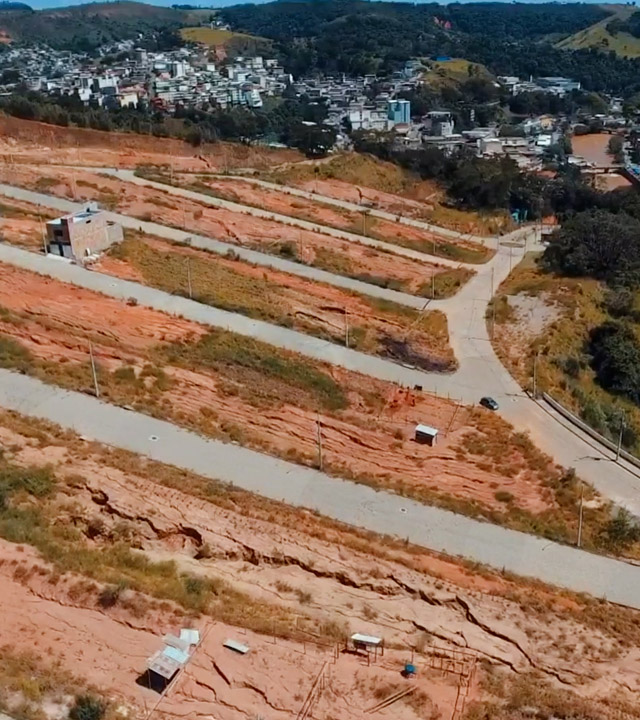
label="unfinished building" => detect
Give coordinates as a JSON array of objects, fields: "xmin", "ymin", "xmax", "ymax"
[{"xmin": 46, "ymin": 203, "xmax": 123, "ymax": 261}]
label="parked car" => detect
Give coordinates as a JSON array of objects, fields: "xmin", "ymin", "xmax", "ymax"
[{"xmin": 479, "ymin": 396, "xmax": 499, "ymax": 411}]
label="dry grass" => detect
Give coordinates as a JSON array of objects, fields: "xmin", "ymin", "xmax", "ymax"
[
  {"xmin": 263, "ymin": 152, "xmax": 512, "ymax": 237},
  {"xmin": 492, "ymin": 252, "xmax": 640, "ymax": 458},
  {"xmin": 466, "ymin": 669, "xmax": 640, "ymax": 720},
  {"xmin": 3, "ymin": 407, "xmax": 640, "ymax": 651},
  {"xmin": 0, "ymin": 645, "xmax": 103, "ymax": 720},
  {"xmin": 109, "ymin": 233, "xmax": 457, "ymax": 370},
  {"xmin": 0, "ymin": 454, "xmax": 336, "ymax": 644}
]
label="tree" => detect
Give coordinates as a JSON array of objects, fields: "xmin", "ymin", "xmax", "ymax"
[
  {"xmin": 542, "ymin": 210, "xmax": 640, "ymax": 285},
  {"xmin": 607, "ymin": 134, "xmax": 624, "ymax": 162},
  {"xmin": 285, "ymin": 122, "xmax": 336, "ymax": 157},
  {"xmin": 589, "ymin": 321, "xmax": 640, "ymax": 404}
]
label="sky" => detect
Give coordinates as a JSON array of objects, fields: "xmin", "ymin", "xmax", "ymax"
[{"xmin": 23, "ymin": 0, "xmax": 612, "ymax": 10}]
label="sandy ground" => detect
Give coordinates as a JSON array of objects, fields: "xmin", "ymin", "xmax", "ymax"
[
  {"xmin": 493, "ymin": 292, "xmax": 560, "ymax": 387},
  {"xmin": 0, "ymin": 263, "xmax": 560, "ymax": 515},
  {"xmin": 1, "ymin": 419, "xmax": 640, "ymax": 719},
  {"xmin": 95, "ymin": 234, "xmax": 457, "ymax": 372},
  {"xmin": 0, "ymin": 163, "xmax": 459, "ymax": 296},
  {"xmin": 0, "ymin": 114, "xmax": 301, "ymax": 171},
  {"xmin": 572, "ymin": 133, "xmax": 616, "ymax": 168}
]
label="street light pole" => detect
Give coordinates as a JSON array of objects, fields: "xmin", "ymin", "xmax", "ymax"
[
  {"xmin": 186, "ymin": 257, "xmax": 192, "ymax": 299},
  {"xmin": 616, "ymin": 414, "xmax": 625, "ymax": 461},
  {"xmin": 316, "ymin": 413, "xmax": 323, "ymax": 470},
  {"xmin": 577, "ymin": 481, "xmax": 584, "ymax": 548},
  {"xmin": 89, "ymin": 342, "xmax": 100, "ymax": 399},
  {"xmin": 344, "ymin": 307, "xmax": 349, "ymax": 348}
]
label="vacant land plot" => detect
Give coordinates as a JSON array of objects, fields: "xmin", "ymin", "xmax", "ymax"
[
  {"xmin": 0, "ymin": 113, "xmax": 300, "ymax": 171},
  {"xmin": 146, "ymin": 170, "xmax": 494, "ymax": 264},
  {"xmin": 262, "ymin": 152, "xmax": 513, "ymax": 236},
  {"xmin": 0, "ymin": 411, "xmax": 638, "ymax": 720},
  {"xmin": 0, "ymin": 163, "xmax": 472, "ymax": 298},
  {"xmin": 0, "ymin": 262, "xmax": 609, "ymax": 544},
  {"xmin": 100, "ymin": 232, "xmax": 457, "ymax": 372}
]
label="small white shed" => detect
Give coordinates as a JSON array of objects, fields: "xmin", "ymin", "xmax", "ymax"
[{"xmin": 415, "ymin": 424, "xmax": 438, "ymax": 446}]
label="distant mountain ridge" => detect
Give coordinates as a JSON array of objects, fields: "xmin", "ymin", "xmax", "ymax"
[
  {"xmin": 0, "ymin": 1, "xmax": 185, "ymax": 49},
  {"xmin": 0, "ymin": 1, "xmax": 32, "ymax": 10}
]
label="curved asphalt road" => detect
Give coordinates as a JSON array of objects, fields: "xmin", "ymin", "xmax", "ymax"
[{"xmin": 0, "ymin": 369, "xmax": 639, "ymax": 608}]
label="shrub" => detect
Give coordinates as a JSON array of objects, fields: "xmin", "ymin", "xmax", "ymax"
[
  {"xmin": 68, "ymin": 695, "xmax": 106, "ymax": 720},
  {"xmin": 97, "ymin": 584, "xmax": 122, "ymax": 608},
  {"xmin": 600, "ymin": 508, "xmax": 640, "ymax": 551},
  {"xmin": 494, "ymin": 490, "xmax": 514, "ymax": 504}
]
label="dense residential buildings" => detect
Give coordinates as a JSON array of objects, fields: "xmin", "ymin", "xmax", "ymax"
[{"xmin": 0, "ymin": 37, "xmax": 611, "ymax": 169}]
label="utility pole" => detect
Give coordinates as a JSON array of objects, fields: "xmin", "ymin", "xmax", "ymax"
[
  {"xmin": 431, "ymin": 273, "xmax": 435, "ymax": 300},
  {"xmin": 532, "ymin": 351, "xmax": 539, "ymax": 399},
  {"xmin": 577, "ymin": 481, "xmax": 584, "ymax": 548},
  {"xmin": 186, "ymin": 257, "xmax": 192, "ymax": 299},
  {"xmin": 616, "ymin": 414, "xmax": 625, "ymax": 461},
  {"xmin": 89, "ymin": 342, "xmax": 100, "ymax": 399},
  {"xmin": 490, "ymin": 266, "xmax": 495, "ymax": 339},
  {"xmin": 344, "ymin": 307, "xmax": 349, "ymax": 348},
  {"xmin": 39, "ymin": 213, "xmax": 47, "ymax": 255},
  {"xmin": 316, "ymin": 413, "xmax": 323, "ymax": 470}
]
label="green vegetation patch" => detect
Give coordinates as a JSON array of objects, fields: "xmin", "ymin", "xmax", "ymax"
[
  {"xmin": 158, "ymin": 329, "xmax": 348, "ymax": 412},
  {"xmin": 0, "ymin": 454, "xmax": 325, "ymax": 639}
]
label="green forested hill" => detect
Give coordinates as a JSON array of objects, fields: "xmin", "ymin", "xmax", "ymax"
[
  {"xmin": 0, "ymin": 1, "xmax": 185, "ymax": 50},
  {"xmin": 219, "ymin": 1, "xmax": 640, "ymax": 96}
]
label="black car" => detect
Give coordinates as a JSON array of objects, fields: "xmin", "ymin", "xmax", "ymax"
[{"xmin": 479, "ymin": 396, "xmax": 499, "ymax": 411}]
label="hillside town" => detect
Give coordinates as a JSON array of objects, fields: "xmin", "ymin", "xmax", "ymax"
[{"xmin": 0, "ymin": 34, "xmax": 632, "ymax": 176}]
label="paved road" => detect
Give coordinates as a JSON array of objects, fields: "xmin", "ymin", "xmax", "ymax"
[
  {"xmin": 3, "ymin": 229, "xmax": 640, "ymax": 517},
  {"xmin": 0, "ymin": 183, "xmax": 442, "ymax": 309},
  {"xmin": 2, "ymin": 177, "xmax": 640, "ymax": 513},
  {"xmin": 0, "ymin": 182, "xmax": 429, "ymax": 309},
  {"xmin": 0, "ymin": 242, "xmax": 444, "ymax": 389},
  {"xmin": 204, "ymin": 172, "xmax": 494, "ymax": 246},
  {"xmin": 1, "ymin": 369, "xmax": 639, "ymax": 608},
  {"xmin": 98, "ymin": 168, "xmax": 477, "ymax": 270}
]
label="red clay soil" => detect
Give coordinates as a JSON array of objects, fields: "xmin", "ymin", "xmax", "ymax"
[
  {"xmin": 180, "ymin": 174, "xmax": 484, "ymax": 255},
  {"xmin": 0, "ymin": 263, "xmax": 555, "ymax": 515},
  {"xmin": 1, "ymin": 423, "xmax": 638, "ymax": 720},
  {"xmin": 0, "ymin": 197, "xmax": 58, "ymax": 250},
  {"xmin": 0, "ymin": 541, "xmax": 463, "ymax": 720},
  {"xmin": 96, "ymin": 234, "xmax": 457, "ymax": 372},
  {"xmin": 0, "ymin": 113, "xmax": 301, "ymax": 171},
  {"xmin": 0, "ymin": 164, "xmax": 460, "ymax": 295}
]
